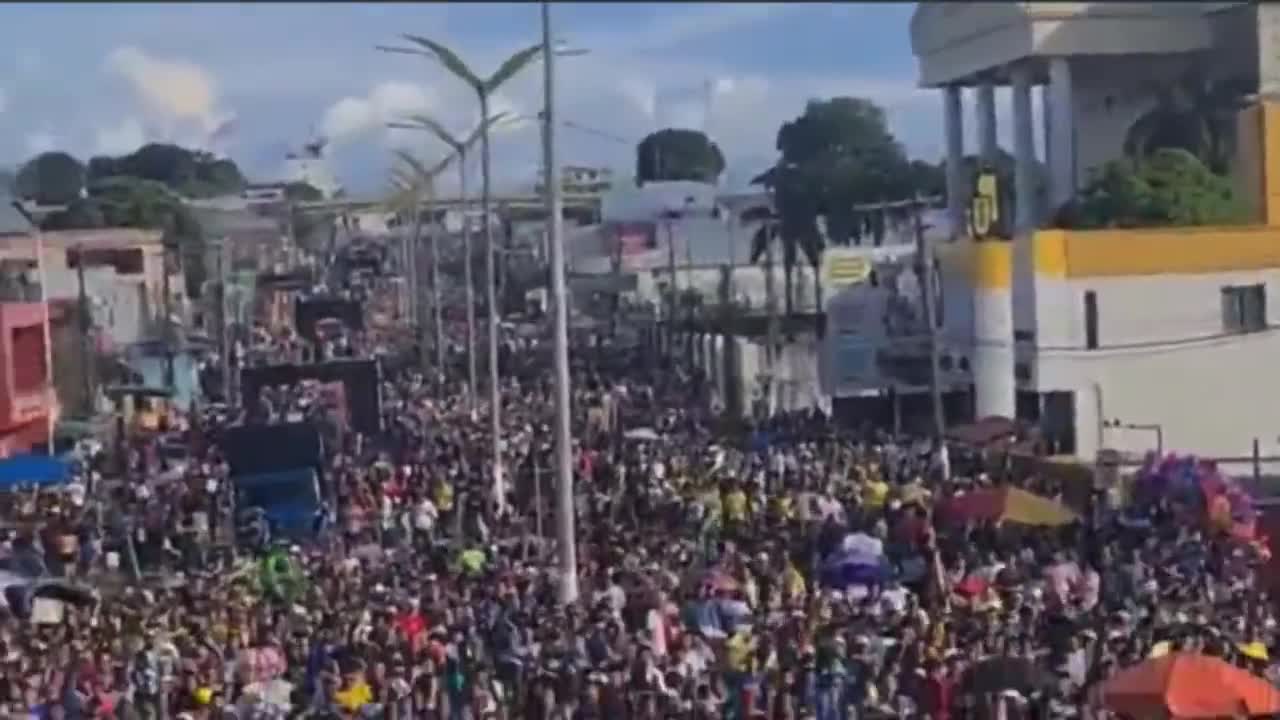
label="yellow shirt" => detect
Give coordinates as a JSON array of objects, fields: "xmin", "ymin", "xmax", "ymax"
[
  {"xmin": 784, "ymin": 564, "xmax": 806, "ymax": 598},
  {"xmin": 864, "ymin": 479, "xmax": 890, "ymax": 509},
  {"xmin": 435, "ymin": 482, "xmax": 454, "ymax": 512},
  {"xmin": 335, "ymin": 681, "xmax": 373, "ymax": 711},
  {"xmin": 726, "ymin": 630, "xmax": 756, "ymax": 672},
  {"xmin": 724, "ymin": 490, "xmax": 748, "ymax": 522}
]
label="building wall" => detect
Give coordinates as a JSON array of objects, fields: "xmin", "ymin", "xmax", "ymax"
[{"xmin": 0, "ymin": 303, "xmax": 54, "ymax": 454}]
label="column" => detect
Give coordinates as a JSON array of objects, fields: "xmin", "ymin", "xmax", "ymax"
[
  {"xmin": 1047, "ymin": 57, "xmax": 1076, "ymax": 212},
  {"xmin": 943, "ymin": 85, "xmax": 966, "ymax": 238},
  {"xmin": 975, "ymin": 81, "xmax": 999, "ymax": 166},
  {"xmin": 1011, "ymin": 64, "xmax": 1038, "ymax": 234}
]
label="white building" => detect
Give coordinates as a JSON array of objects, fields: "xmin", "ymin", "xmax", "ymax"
[{"xmin": 912, "ymin": 2, "xmax": 1280, "ymax": 461}]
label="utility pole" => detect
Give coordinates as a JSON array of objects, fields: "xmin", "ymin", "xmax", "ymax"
[
  {"xmin": 664, "ymin": 215, "xmax": 677, "ymax": 354},
  {"xmin": 460, "ymin": 157, "xmax": 478, "ymax": 414},
  {"xmin": 161, "ymin": 236, "xmax": 175, "ymax": 393},
  {"xmin": 220, "ymin": 239, "xmax": 233, "ymax": 405},
  {"xmin": 913, "ymin": 196, "xmax": 947, "ymax": 439},
  {"xmin": 544, "ymin": 0, "xmax": 578, "ymax": 605},
  {"xmin": 429, "ymin": 208, "xmax": 446, "ymax": 382},
  {"xmin": 763, "ymin": 219, "xmax": 779, "ymax": 418},
  {"xmin": 74, "ymin": 246, "xmax": 92, "ymax": 415}
]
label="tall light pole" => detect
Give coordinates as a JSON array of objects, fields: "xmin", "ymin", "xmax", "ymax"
[{"xmin": 543, "ymin": 0, "xmax": 577, "ymax": 605}]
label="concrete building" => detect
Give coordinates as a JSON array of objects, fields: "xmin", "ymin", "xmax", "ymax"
[
  {"xmin": 911, "ymin": 2, "xmax": 1280, "ymax": 460},
  {"xmin": 535, "ymin": 165, "xmax": 614, "ymax": 197},
  {"xmin": 0, "ymin": 198, "xmax": 56, "ymax": 454}
]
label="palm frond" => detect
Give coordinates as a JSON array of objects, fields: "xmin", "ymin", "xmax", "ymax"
[
  {"xmin": 464, "ymin": 111, "xmax": 513, "ymax": 148},
  {"xmin": 402, "ymin": 35, "xmax": 483, "ymax": 89},
  {"xmin": 749, "ymin": 224, "xmax": 770, "ymax": 264},
  {"xmin": 401, "ymin": 114, "xmax": 464, "ymax": 153},
  {"xmin": 390, "ymin": 168, "xmax": 419, "ymax": 189},
  {"xmin": 485, "ymin": 44, "xmax": 542, "ymax": 93},
  {"xmin": 392, "ymin": 150, "xmax": 432, "ymax": 182}
]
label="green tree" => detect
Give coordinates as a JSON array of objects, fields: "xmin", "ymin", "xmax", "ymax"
[
  {"xmin": 42, "ymin": 198, "xmax": 106, "ymax": 230},
  {"xmin": 87, "ymin": 144, "xmax": 246, "ymax": 198},
  {"xmin": 44, "ymin": 175, "xmax": 208, "ymax": 296},
  {"xmin": 635, "ymin": 128, "xmax": 726, "ymax": 185},
  {"xmin": 1064, "ymin": 149, "xmax": 1244, "ymax": 229},
  {"xmin": 15, "ymin": 151, "xmax": 86, "ymax": 205}
]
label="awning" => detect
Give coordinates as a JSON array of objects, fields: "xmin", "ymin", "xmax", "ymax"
[{"xmin": 0, "ymin": 454, "xmax": 72, "ymax": 490}]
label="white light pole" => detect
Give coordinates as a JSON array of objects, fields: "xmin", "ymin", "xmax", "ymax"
[{"xmin": 543, "ymin": 0, "xmax": 577, "ymax": 605}]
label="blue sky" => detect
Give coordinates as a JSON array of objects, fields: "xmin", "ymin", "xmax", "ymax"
[{"xmin": 0, "ymin": 2, "xmax": 958, "ymax": 195}]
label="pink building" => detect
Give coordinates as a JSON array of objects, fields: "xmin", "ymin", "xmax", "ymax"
[{"xmin": 0, "ymin": 303, "xmax": 54, "ymax": 456}]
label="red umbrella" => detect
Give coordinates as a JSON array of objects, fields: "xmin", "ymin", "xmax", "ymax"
[{"xmin": 1100, "ymin": 653, "xmax": 1280, "ymax": 718}]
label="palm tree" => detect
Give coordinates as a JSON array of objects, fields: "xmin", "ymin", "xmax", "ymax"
[
  {"xmin": 381, "ymin": 35, "xmax": 542, "ymax": 497},
  {"xmin": 1124, "ymin": 70, "xmax": 1254, "ymax": 174},
  {"xmin": 749, "ymin": 163, "xmax": 825, "ymax": 319},
  {"xmin": 388, "ymin": 112, "xmax": 511, "ymax": 407},
  {"xmin": 386, "ymin": 151, "xmax": 454, "ymax": 378}
]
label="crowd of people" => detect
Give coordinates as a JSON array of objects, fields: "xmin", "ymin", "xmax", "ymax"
[{"xmin": 0, "ymin": 282, "xmax": 1278, "ymax": 720}]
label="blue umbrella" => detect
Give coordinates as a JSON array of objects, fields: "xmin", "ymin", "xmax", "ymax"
[{"xmin": 820, "ymin": 549, "xmax": 889, "ymax": 589}]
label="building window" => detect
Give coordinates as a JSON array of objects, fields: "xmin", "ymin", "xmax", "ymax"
[
  {"xmin": 1222, "ymin": 284, "xmax": 1267, "ymax": 333},
  {"xmin": 11, "ymin": 326, "xmax": 46, "ymax": 393},
  {"xmin": 1084, "ymin": 290, "xmax": 1098, "ymax": 349}
]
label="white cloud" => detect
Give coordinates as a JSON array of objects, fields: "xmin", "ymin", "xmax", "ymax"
[
  {"xmin": 323, "ymin": 81, "xmax": 439, "ymax": 146},
  {"xmin": 93, "ymin": 117, "xmax": 147, "ymax": 157},
  {"xmin": 24, "ymin": 132, "xmax": 57, "ymax": 157},
  {"xmin": 107, "ymin": 44, "xmax": 225, "ymax": 129}
]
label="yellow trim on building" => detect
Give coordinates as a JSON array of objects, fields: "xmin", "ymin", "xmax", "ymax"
[
  {"xmin": 939, "ymin": 239, "xmax": 1012, "ymax": 289},
  {"xmin": 1031, "ymin": 226, "xmax": 1280, "ymax": 278},
  {"xmin": 1263, "ymin": 102, "xmax": 1280, "ymax": 226}
]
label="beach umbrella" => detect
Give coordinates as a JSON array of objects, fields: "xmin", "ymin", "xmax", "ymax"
[
  {"xmin": 1100, "ymin": 652, "xmax": 1280, "ymax": 719},
  {"xmin": 946, "ymin": 486, "xmax": 1078, "ymax": 527}
]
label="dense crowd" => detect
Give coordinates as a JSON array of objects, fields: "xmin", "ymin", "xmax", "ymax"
[{"xmin": 0, "ymin": 311, "xmax": 1278, "ymax": 720}]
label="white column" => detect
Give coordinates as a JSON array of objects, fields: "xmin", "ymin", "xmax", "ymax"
[
  {"xmin": 1047, "ymin": 57, "xmax": 1076, "ymax": 212},
  {"xmin": 943, "ymin": 85, "xmax": 966, "ymax": 238},
  {"xmin": 976, "ymin": 82, "xmax": 999, "ymax": 166},
  {"xmin": 1011, "ymin": 64, "xmax": 1038, "ymax": 234}
]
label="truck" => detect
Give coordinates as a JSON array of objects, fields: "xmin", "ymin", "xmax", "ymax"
[{"xmin": 234, "ymin": 468, "xmax": 322, "ymax": 541}]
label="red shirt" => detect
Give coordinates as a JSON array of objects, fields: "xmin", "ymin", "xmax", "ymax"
[
  {"xmin": 920, "ymin": 673, "xmax": 954, "ymax": 720},
  {"xmin": 395, "ymin": 612, "xmax": 427, "ymax": 650}
]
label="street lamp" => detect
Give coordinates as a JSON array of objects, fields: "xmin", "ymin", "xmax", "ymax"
[{"xmin": 542, "ymin": 0, "xmax": 577, "ymax": 605}]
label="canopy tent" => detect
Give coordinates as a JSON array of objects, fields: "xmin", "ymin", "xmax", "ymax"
[
  {"xmin": 0, "ymin": 454, "xmax": 72, "ymax": 490},
  {"xmin": 1099, "ymin": 653, "xmax": 1280, "ymax": 719},
  {"xmin": 945, "ymin": 486, "xmax": 1079, "ymax": 527}
]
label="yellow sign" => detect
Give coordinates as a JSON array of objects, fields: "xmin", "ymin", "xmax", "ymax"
[
  {"xmin": 970, "ymin": 170, "xmax": 1001, "ymax": 239},
  {"xmin": 823, "ymin": 250, "xmax": 872, "ymax": 288}
]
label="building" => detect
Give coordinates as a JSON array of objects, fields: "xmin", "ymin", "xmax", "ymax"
[
  {"xmin": 535, "ymin": 165, "xmax": 614, "ymax": 197},
  {"xmin": 910, "ymin": 2, "xmax": 1280, "ymax": 461},
  {"xmin": 0, "ymin": 198, "xmax": 55, "ymax": 455}
]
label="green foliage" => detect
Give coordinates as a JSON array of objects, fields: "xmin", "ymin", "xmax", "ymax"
[
  {"xmin": 635, "ymin": 129, "xmax": 726, "ymax": 184},
  {"xmin": 14, "ymin": 152, "xmax": 85, "ymax": 205},
  {"xmin": 1065, "ymin": 149, "xmax": 1244, "ymax": 229},
  {"xmin": 765, "ymin": 97, "xmax": 918, "ymax": 255},
  {"xmin": 86, "ymin": 143, "xmax": 246, "ymax": 198}
]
